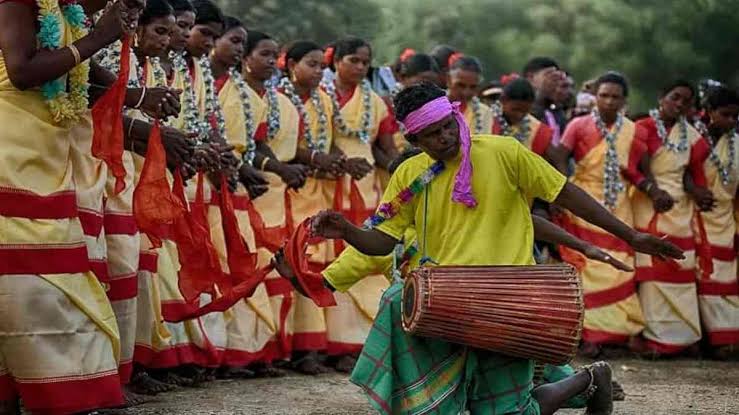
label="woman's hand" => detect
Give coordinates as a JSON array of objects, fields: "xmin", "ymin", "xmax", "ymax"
[
  {"xmin": 238, "ymin": 163, "xmax": 269, "ymax": 199},
  {"xmin": 277, "ymin": 163, "xmax": 310, "ymax": 190},
  {"xmin": 690, "ymin": 186, "xmax": 716, "ymax": 212},
  {"xmin": 342, "ymin": 157, "xmax": 373, "ymax": 181},
  {"xmin": 160, "ymin": 126, "xmax": 195, "ymax": 169},
  {"xmin": 647, "ymin": 186, "xmax": 675, "ymax": 213},
  {"xmin": 138, "ymin": 87, "xmax": 181, "ymax": 120}
]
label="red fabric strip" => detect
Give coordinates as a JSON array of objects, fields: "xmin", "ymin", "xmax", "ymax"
[
  {"xmin": 0, "ymin": 374, "xmax": 15, "ymax": 401},
  {"xmin": 559, "ymin": 215, "xmax": 634, "ymax": 254},
  {"xmin": 106, "ymin": 274, "xmax": 138, "ymax": 301},
  {"xmin": 90, "ymin": 260, "xmax": 109, "ymax": 282},
  {"xmin": 635, "ymin": 265, "xmax": 696, "ymax": 283},
  {"xmin": 138, "ymin": 251, "xmax": 158, "ymax": 273},
  {"xmin": 583, "ymin": 278, "xmax": 636, "ymax": 309},
  {"xmin": 644, "ymin": 339, "xmax": 695, "ymax": 355},
  {"xmin": 92, "ymin": 37, "xmax": 131, "ymax": 195},
  {"xmin": 292, "ymin": 332, "xmax": 328, "ymax": 352},
  {"xmin": 0, "ymin": 245, "xmax": 88, "ymax": 274},
  {"xmin": 118, "ymin": 361, "xmax": 133, "ymax": 385},
  {"xmin": 531, "ymin": 123, "xmax": 553, "ymax": 156},
  {"xmin": 326, "ymin": 341, "xmax": 363, "ymax": 356},
  {"xmin": 78, "ymin": 209, "xmax": 104, "ymax": 237},
  {"xmin": 0, "ymin": 188, "xmax": 77, "ymax": 219},
  {"xmin": 697, "ymin": 280, "xmax": 739, "ymax": 296},
  {"xmin": 104, "ymin": 213, "xmax": 138, "ymax": 235},
  {"xmin": 707, "ymin": 329, "xmax": 739, "ymax": 346},
  {"xmin": 284, "ymin": 219, "xmax": 337, "ymax": 307},
  {"xmin": 14, "ymin": 371, "xmax": 123, "ymax": 415},
  {"xmin": 221, "ymin": 348, "xmax": 268, "ymax": 368},
  {"xmin": 133, "ymin": 343, "xmax": 218, "ymax": 369},
  {"xmin": 581, "ymin": 328, "xmax": 630, "ymax": 345}
]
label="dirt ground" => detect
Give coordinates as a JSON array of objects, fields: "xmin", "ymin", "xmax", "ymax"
[{"xmin": 112, "ymin": 357, "xmax": 739, "ymax": 415}]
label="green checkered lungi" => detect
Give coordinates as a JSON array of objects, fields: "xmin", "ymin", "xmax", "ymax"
[{"xmin": 350, "ymin": 282, "xmax": 540, "ymax": 415}]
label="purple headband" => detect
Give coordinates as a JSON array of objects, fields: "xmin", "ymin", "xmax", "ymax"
[{"xmin": 402, "ymin": 96, "xmax": 477, "ymax": 208}]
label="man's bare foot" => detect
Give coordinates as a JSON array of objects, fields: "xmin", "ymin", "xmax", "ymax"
[
  {"xmin": 585, "ymin": 361, "xmax": 613, "ymax": 415},
  {"xmin": 217, "ymin": 366, "xmax": 256, "ymax": 379},
  {"xmin": 611, "ymin": 380, "xmax": 626, "ymax": 401},
  {"xmin": 290, "ymin": 352, "xmax": 330, "ymax": 376},
  {"xmin": 333, "ymin": 355, "xmax": 357, "ymax": 373},
  {"xmin": 129, "ymin": 371, "xmax": 177, "ymax": 395}
]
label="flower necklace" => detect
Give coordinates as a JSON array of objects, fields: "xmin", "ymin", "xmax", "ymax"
[
  {"xmin": 279, "ymin": 77, "xmax": 329, "ymax": 153},
  {"xmin": 229, "ymin": 67, "xmax": 257, "ymax": 166},
  {"xmin": 469, "ymin": 96, "xmax": 484, "ymax": 134},
  {"xmin": 649, "ymin": 109, "xmax": 688, "ymax": 153},
  {"xmin": 592, "ymin": 110, "xmax": 625, "ymax": 209},
  {"xmin": 170, "ymin": 51, "xmax": 202, "ymax": 137},
  {"xmin": 263, "ymin": 79, "xmax": 282, "ymax": 140},
  {"xmin": 708, "ymin": 129, "xmax": 737, "ymax": 186},
  {"xmin": 694, "ymin": 119, "xmax": 738, "ymax": 186},
  {"xmin": 491, "ymin": 102, "xmax": 530, "ymax": 143},
  {"xmin": 364, "ymin": 161, "xmax": 445, "ymax": 229},
  {"xmin": 321, "ymin": 79, "xmax": 373, "ymax": 144},
  {"xmin": 38, "ymin": 0, "xmax": 90, "ymax": 126},
  {"xmin": 198, "ymin": 56, "xmax": 227, "ymax": 141}
]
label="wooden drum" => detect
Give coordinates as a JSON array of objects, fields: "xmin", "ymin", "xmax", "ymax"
[{"xmin": 401, "ymin": 265, "xmax": 583, "ymax": 365}]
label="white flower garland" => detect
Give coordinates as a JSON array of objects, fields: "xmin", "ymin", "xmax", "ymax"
[
  {"xmin": 170, "ymin": 51, "xmax": 202, "ymax": 137},
  {"xmin": 491, "ymin": 101, "xmax": 530, "ymax": 143},
  {"xmin": 592, "ymin": 110, "xmax": 626, "ymax": 209},
  {"xmin": 263, "ymin": 79, "xmax": 282, "ymax": 140},
  {"xmin": 321, "ymin": 79, "xmax": 372, "ymax": 144},
  {"xmin": 198, "ymin": 56, "xmax": 227, "ymax": 141},
  {"xmin": 694, "ymin": 120, "xmax": 737, "ymax": 186},
  {"xmin": 228, "ymin": 67, "xmax": 257, "ymax": 166},
  {"xmin": 470, "ymin": 96, "xmax": 484, "ymax": 134},
  {"xmin": 649, "ymin": 109, "xmax": 688, "ymax": 153},
  {"xmin": 279, "ymin": 77, "xmax": 329, "ymax": 153}
]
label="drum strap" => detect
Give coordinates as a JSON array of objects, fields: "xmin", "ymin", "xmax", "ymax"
[{"xmin": 419, "ymin": 184, "xmax": 438, "ymax": 266}]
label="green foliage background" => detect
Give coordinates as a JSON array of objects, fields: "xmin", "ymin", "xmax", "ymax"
[{"xmin": 218, "ymin": 0, "xmax": 739, "ymax": 112}]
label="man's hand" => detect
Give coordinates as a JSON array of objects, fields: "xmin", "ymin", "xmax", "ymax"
[
  {"xmin": 629, "ymin": 232, "xmax": 684, "ymax": 261},
  {"xmin": 582, "ymin": 245, "xmax": 634, "ymax": 272},
  {"xmin": 311, "ymin": 210, "xmax": 351, "ymax": 240},
  {"xmin": 648, "ymin": 187, "xmax": 675, "ymax": 213},
  {"xmin": 343, "ymin": 157, "xmax": 373, "ymax": 181},
  {"xmin": 690, "ymin": 186, "xmax": 716, "ymax": 212},
  {"xmin": 139, "ymin": 87, "xmax": 181, "ymax": 120}
]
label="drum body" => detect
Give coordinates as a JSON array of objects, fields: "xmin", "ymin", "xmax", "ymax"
[{"xmin": 401, "ymin": 265, "xmax": 583, "ymax": 365}]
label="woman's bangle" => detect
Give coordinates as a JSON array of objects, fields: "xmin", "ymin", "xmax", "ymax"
[
  {"xmin": 260, "ymin": 157, "xmax": 271, "ymax": 171},
  {"xmin": 68, "ymin": 44, "xmax": 81, "ymax": 66},
  {"xmin": 644, "ymin": 180, "xmax": 655, "ymax": 195},
  {"xmin": 134, "ymin": 86, "xmax": 147, "ymax": 109},
  {"xmin": 310, "ymin": 150, "xmax": 318, "ymax": 165}
]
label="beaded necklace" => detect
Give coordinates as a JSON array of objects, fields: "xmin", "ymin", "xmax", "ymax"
[
  {"xmin": 263, "ymin": 79, "xmax": 282, "ymax": 140},
  {"xmin": 170, "ymin": 51, "xmax": 202, "ymax": 137},
  {"xmin": 228, "ymin": 67, "xmax": 257, "ymax": 165},
  {"xmin": 694, "ymin": 120, "xmax": 738, "ymax": 186},
  {"xmin": 199, "ymin": 56, "xmax": 227, "ymax": 141},
  {"xmin": 469, "ymin": 96, "xmax": 484, "ymax": 134},
  {"xmin": 279, "ymin": 77, "xmax": 329, "ymax": 153},
  {"xmin": 491, "ymin": 102, "xmax": 530, "ymax": 143},
  {"xmin": 363, "ymin": 161, "xmax": 445, "ymax": 229},
  {"xmin": 649, "ymin": 109, "xmax": 689, "ymax": 153},
  {"xmin": 321, "ymin": 79, "xmax": 373, "ymax": 144},
  {"xmin": 37, "ymin": 0, "xmax": 90, "ymax": 126},
  {"xmin": 592, "ymin": 110, "xmax": 625, "ymax": 209}
]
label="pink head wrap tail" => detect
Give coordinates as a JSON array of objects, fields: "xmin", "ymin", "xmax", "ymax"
[{"xmin": 403, "ymin": 96, "xmax": 477, "ymax": 208}]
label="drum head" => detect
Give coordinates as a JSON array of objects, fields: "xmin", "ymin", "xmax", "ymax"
[{"xmin": 401, "ymin": 275, "xmax": 418, "ymax": 330}]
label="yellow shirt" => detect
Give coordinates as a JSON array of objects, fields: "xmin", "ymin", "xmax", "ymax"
[{"xmin": 375, "ymin": 135, "xmax": 565, "ymax": 267}]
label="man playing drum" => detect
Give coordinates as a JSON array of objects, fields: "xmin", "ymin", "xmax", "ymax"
[{"xmin": 278, "ymin": 82, "xmax": 683, "ymax": 415}]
